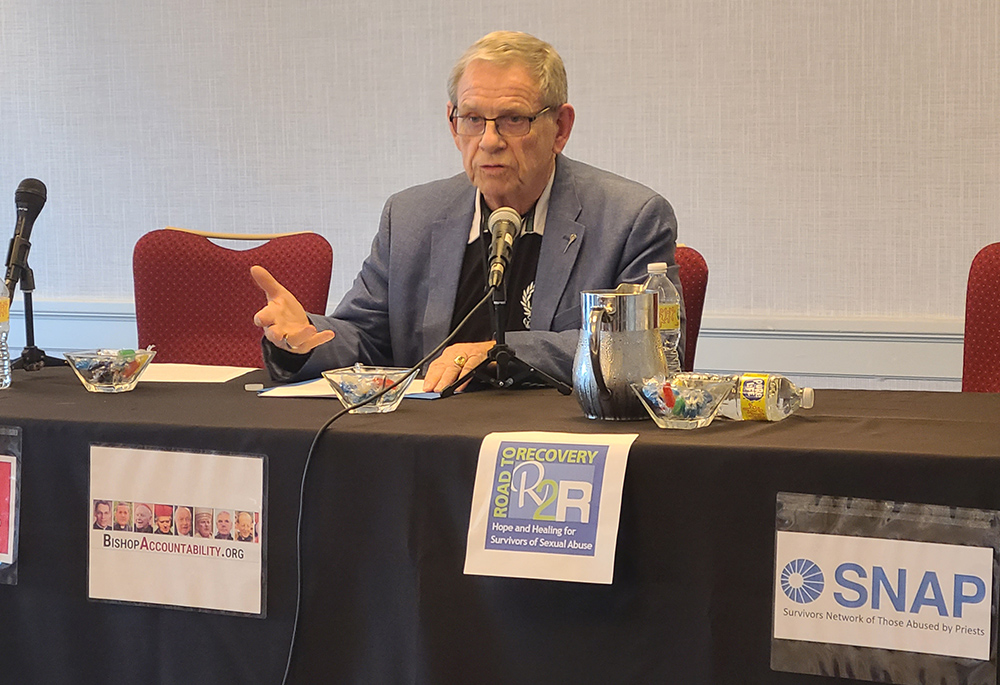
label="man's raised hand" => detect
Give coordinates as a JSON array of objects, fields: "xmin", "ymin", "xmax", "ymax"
[{"xmin": 251, "ymin": 265, "xmax": 335, "ymax": 354}]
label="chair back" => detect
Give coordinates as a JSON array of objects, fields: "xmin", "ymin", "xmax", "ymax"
[
  {"xmin": 133, "ymin": 228, "xmax": 332, "ymax": 367},
  {"xmin": 963, "ymin": 242, "xmax": 1000, "ymax": 392},
  {"xmin": 675, "ymin": 245, "xmax": 709, "ymax": 371}
]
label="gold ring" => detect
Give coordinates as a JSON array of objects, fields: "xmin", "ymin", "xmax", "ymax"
[
  {"xmin": 282, "ymin": 334, "xmax": 295, "ymax": 351},
  {"xmin": 453, "ymin": 354, "xmax": 467, "ymax": 367}
]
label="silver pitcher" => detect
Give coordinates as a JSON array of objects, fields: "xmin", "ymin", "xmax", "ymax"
[{"xmin": 573, "ymin": 283, "xmax": 667, "ymax": 420}]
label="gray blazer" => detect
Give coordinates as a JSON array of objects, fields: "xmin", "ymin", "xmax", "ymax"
[{"xmin": 265, "ymin": 154, "xmax": 683, "ymax": 384}]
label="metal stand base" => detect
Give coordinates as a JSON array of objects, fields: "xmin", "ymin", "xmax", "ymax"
[{"xmin": 440, "ymin": 342, "xmax": 572, "ymax": 397}]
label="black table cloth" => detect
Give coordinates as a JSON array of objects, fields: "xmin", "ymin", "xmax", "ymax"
[{"xmin": 1, "ymin": 366, "xmax": 998, "ymax": 684}]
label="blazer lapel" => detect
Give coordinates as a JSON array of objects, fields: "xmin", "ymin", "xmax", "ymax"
[
  {"xmin": 530, "ymin": 157, "xmax": 584, "ymax": 330},
  {"xmin": 422, "ymin": 189, "xmax": 476, "ymax": 349}
]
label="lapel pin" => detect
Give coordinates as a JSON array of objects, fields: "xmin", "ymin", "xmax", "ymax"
[{"xmin": 563, "ymin": 233, "xmax": 578, "ymax": 253}]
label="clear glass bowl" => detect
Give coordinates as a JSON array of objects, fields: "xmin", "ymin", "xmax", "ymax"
[
  {"xmin": 64, "ymin": 348, "xmax": 157, "ymax": 393},
  {"xmin": 630, "ymin": 372, "xmax": 737, "ymax": 429},
  {"xmin": 322, "ymin": 364, "xmax": 418, "ymax": 414}
]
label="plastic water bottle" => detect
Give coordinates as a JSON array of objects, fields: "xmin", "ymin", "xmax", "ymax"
[
  {"xmin": 643, "ymin": 262, "xmax": 682, "ymax": 376},
  {"xmin": 0, "ymin": 281, "xmax": 11, "ymax": 390},
  {"xmin": 718, "ymin": 373, "xmax": 814, "ymax": 421}
]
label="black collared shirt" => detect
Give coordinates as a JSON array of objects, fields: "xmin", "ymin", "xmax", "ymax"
[{"xmin": 449, "ymin": 224, "xmax": 542, "ymax": 342}]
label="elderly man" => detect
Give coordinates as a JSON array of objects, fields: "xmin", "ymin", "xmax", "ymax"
[
  {"xmin": 253, "ymin": 31, "xmax": 682, "ymax": 391},
  {"xmin": 235, "ymin": 511, "xmax": 255, "ymax": 543},
  {"xmin": 174, "ymin": 506, "xmax": 193, "ymax": 537},
  {"xmin": 154, "ymin": 505, "xmax": 174, "ymax": 535},
  {"xmin": 194, "ymin": 508, "xmax": 214, "ymax": 538},
  {"xmin": 215, "ymin": 510, "xmax": 234, "ymax": 540},
  {"xmin": 134, "ymin": 503, "xmax": 154, "ymax": 534}
]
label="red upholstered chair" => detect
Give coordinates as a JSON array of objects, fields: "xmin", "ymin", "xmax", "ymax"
[
  {"xmin": 675, "ymin": 245, "xmax": 709, "ymax": 372},
  {"xmin": 133, "ymin": 228, "xmax": 332, "ymax": 368},
  {"xmin": 963, "ymin": 242, "xmax": 1000, "ymax": 392}
]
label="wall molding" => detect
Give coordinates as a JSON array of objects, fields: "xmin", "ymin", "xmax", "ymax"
[
  {"xmin": 8, "ymin": 301, "xmax": 966, "ymax": 390},
  {"xmin": 8, "ymin": 300, "xmax": 140, "ymax": 355},
  {"xmin": 695, "ymin": 314, "xmax": 963, "ymax": 390}
]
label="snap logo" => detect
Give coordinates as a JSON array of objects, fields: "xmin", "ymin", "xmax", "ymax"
[{"xmin": 780, "ymin": 558, "xmax": 825, "ymax": 603}]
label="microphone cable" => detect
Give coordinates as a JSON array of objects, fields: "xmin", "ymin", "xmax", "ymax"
[{"xmin": 280, "ymin": 286, "xmax": 496, "ymax": 684}]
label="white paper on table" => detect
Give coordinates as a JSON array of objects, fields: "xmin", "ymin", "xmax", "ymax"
[
  {"xmin": 257, "ymin": 378, "xmax": 335, "ymax": 398},
  {"xmin": 140, "ymin": 364, "xmax": 257, "ymax": 383},
  {"xmin": 257, "ymin": 377, "xmax": 439, "ymax": 399}
]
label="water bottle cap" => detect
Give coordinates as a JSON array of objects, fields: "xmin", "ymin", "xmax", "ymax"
[
  {"xmin": 647, "ymin": 262, "xmax": 668, "ymax": 273},
  {"xmin": 802, "ymin": 387, "xmax": 815, "ymax": 409}
]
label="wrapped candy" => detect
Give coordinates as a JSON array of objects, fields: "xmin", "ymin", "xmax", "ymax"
[
  {"xmin": 322, "ymin": 363, "xmax": 418, "ymax": 414},
  {"xmin": 631, "ymin": 373, "xmax": 739, "ymax": 430},
  {"xmin": 335, "ymin": 363, "xmax": 398, "ymax": 404},
  {"xmin": 637, "ymin": 375, "xmax": 725, "ymax": 420},
  {"xmin": 73, "ymin": 349, "xmax": 145, "ymax": 385},
  {"xmin": 65, "ymin": 347, "xmax": 156, "ymax": 393}
]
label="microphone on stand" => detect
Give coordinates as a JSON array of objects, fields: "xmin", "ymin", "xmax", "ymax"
[
  {"xmin": 4, "ymin": 178, "xmax": 63, "ymax": 371},
  {"xmin": 5, "ymin": 178, "xmax": 47, "ymax": 295},
  {"xmin": 487, "ymin": 207, "xmax": 521, "ymax": 290},
  {"xmin": 440, "ymin": 203, "xmax": 571, "ymax": 397}
]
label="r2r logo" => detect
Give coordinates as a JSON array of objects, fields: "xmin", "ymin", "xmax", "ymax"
[{"xmin": 510, "ymin": 461, "xmax": 592, "ymax": 522}]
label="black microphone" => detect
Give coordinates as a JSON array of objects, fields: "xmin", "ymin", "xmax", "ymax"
[
  {"xmin": 487, "ymin": 207, "xmax": 521, "ymax": 289},
  {"xmin": 5, "ymin": 178, "xmax": 47, "ymax": 295}
]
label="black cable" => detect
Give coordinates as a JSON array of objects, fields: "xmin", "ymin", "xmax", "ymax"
[{"xmin": 280, "ymin": 286, "xmax": 495, "ymax": 684}]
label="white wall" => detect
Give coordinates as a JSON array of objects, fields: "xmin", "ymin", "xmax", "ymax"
[{"xmin": 3, "ymin": 0, "xmax": 996, "ymax": 390}]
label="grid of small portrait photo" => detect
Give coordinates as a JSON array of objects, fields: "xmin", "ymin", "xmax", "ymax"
[{"xmin": 93, "ymin": 500, "xmax": 259, "ymax": 543}]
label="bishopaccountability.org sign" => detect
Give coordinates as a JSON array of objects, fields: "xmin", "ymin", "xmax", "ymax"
[
  {"xmin": 89, "ymin": 445, "xmax": 266, "ymax": 616},
  {"xmin": 465, "ymin": 431, "xmax": 635, "ymax": 584},
  {"xmin": 774, "ymin": 531, "xmax": 992, "ymax": 661}
]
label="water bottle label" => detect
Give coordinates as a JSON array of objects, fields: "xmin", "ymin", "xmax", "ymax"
[
  {"xmin": 658, "ymin": 303, "xmax": 680, "ymax": 330},
  {"xmin": 0, "ymin": 298, "xmax": 8, "ymax": 324},
  {"xmin": 738, "ymin": 373, "xmax": 769, "ymax": 421}
]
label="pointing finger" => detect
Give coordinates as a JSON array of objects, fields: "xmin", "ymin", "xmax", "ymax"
[{"xmin": 250, "ymin": 265, "xmax": 287, "ymax": 301}]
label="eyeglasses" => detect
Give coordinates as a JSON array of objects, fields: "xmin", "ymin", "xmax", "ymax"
[{"xmin": 450, "ymin": 107, "xmax": 551, "ymax": 137}]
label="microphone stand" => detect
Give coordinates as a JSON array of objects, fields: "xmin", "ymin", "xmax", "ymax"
[
  {"xmin": 440, "ymin": 272, "xmax": 571, "ymax": 398},
  {"xmin": 10, "ymin": 262, "xmax": 66, "ymax": 371}
]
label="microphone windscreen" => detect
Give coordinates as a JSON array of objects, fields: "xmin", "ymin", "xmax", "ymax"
[
  {"xmin": 488, "ymin": 207, "xmax": 521, "ymax": 233},
  {"xmin": 15, "ymin": 178, "xmax": 47, "ymax": 211}
]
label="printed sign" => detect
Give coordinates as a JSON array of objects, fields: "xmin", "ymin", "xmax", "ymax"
[
  {"xmin": 89, "ymin": 445, "xmax": 266, "ymax": 615},
  {"xmin": 774, "ymin": 531, "xmax": 993, "ymax": 661},
  {"xmin": 465, "ymin": 431, "xmax": 635, "ymax": 584},
  {"xmin": 1, "ymin": 455, "xmax": 15, "ymax": 565}
]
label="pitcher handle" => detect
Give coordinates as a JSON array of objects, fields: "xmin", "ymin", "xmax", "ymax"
[{"xmin": 588, "ymin": 305, "xmax": 612, "ymax": 399}]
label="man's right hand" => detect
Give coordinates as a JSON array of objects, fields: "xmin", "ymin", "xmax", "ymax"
[{"xmin": 251, "ymin": 265, "xmax": 335, "ymax": 355}]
